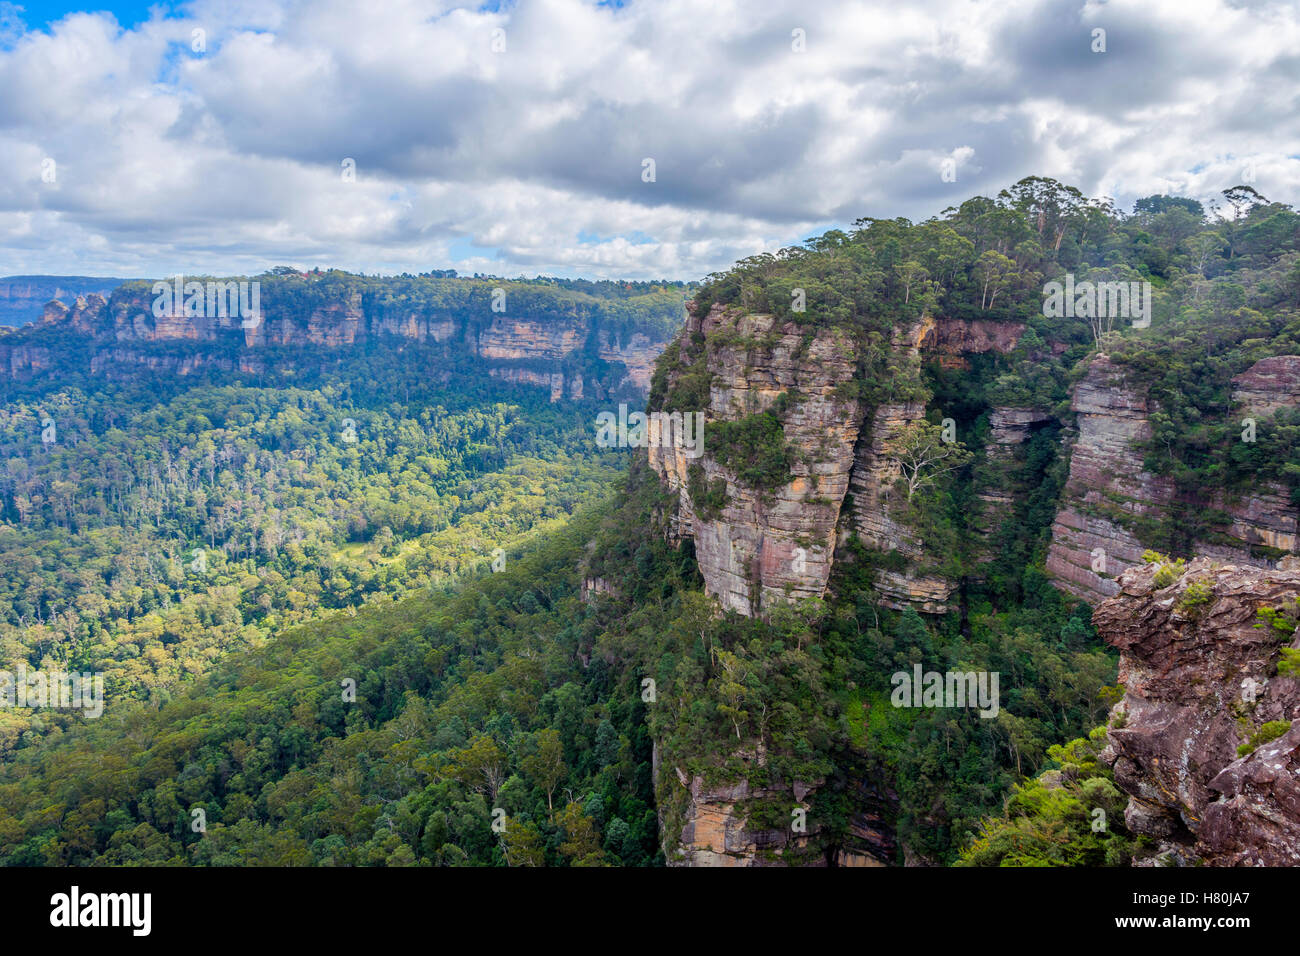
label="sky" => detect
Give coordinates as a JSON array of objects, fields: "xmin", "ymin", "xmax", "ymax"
[{"xmin": 0, "ymin": 0, "xmax": 1297, "ymax": 281}]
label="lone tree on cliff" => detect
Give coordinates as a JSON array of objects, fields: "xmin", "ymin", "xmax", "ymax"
[{"xmin": 883, "ymin": 420, "xmax": 973, "ymax": 500}]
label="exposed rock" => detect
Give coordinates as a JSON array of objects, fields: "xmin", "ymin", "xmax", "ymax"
[
  {"xmin": 0, "ymin": 277, "xmax": 122, "ymax": 327},
  {"xmin": 985, "ymin": 407, "xmax": 1054, "ymax": 458},
  {"xmin": 1047, "ymin": 355, "xmax": 1170, "ymax": 602},
  {"xmin": 1, "ymin": 286, "xmax": 674, "ymax": 401},
  {"xmin": 1047, "ymin": 354, "xmax": 1297, "ymax": 604},
  {"xmin": 840, "ymin": 323, "xmax": 960, "ymax": 611},
  {"xmin": 669, "ymin": 770, "xmax": 818, "ymax": 867},
  {"xmin": 579, "ymin": 577, "xmax": 619, "ymax": 603},
  {"xmin": 651, "ymin": 308, "xmax": 1029, "ymax": 617},
  {"xmin": 846, "ymin": 400, "xmax": 926, "ymax": 558},
  {"xmin": 1232, "ymin": 355, "xmax": 1300, "ymax": 419},
  {"xmin": 477, "ymin": 317, "xmax": 583, "ymax": 361},
  {"xmin": 969, "ymin": 406, "xmax": 1054, "ymax": 563},
  {"xmin": 1, "ymin": 343, "xmax": 52, "ymax": 374},
  {"xmin": 912, "ymin": 316, "xmax": 1026, "ymax": 368},
  {"xmin": 597, "ymin": 329, "xmax": 659, "ymax": 393},
  {"xmin": 664, "ymin": 763, "xmax": 894, "ymax": 867},
  {"xmin": 1096, "ymin": 558, "xmax": 1300, "ymax": 865},
  {"xmin": 649, "ymin": 304, "xmax": 865, "ymax": 615}
]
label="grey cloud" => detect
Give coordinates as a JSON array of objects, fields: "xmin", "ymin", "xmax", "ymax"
[{"xmin": 0, "ymin": 0, "xmax": 1296, "ymax": 280}]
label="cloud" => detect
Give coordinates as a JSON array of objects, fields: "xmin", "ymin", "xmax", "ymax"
[{"xmin": 0, "ymin": 0, "xmax": 1296, "ymax": 279}]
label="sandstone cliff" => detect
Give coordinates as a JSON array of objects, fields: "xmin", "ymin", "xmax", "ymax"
[
  {"xmin": 646, "ymin": 306, "xmax": 1029, "ymax": 865},
  {"xmin": 1096, "ymin": 558, "xmax": 1300, "ymax": 865},
  {"xmin": 1048, "ymin": 354, "xmax": 1299, "ymax": 603},
  {"xmin": 648, "ymin": 305, "xmax": 1026, "ymax": 617},
  {"xmin": 656, "ymin": 741, "xmax": 895, "ymax": 867},
  {"xmin": 649, "ymin": 304, "xmax": 866, "ymax": 614},
  {"xmin": 3, "ymin": 283, "xmax": 676, "ymax": 402}
]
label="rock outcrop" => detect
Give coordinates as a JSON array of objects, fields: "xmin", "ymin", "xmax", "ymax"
[
  {"xmin": 646, "ymin": 306, "xmax": 1299, "ymax": 867},
  {"xmin": 1096, "ymin": 558, "xmax": 1300, "ymax": 865},
  {"xmin": 1232, "ymin": 355, "xmax": 1300, "ymax": 418},
  {"xmin": 912, "ymin": 316, "xmax": 1027, "ymax": 368},
  {"xmin": 1048, "ymin": 354, "xmax": 1299, "ymax": 603},
  {"xmin": 970, "ymin": 406, "xmax": 1055, "ymax": 557},
  {"xmin": 661, "ymin": 757, "xmax": 894, "ymax": 867},
  {"xmin": 650, "ymin": 306, "xmax": 1030, "ymax": 617},
  {"xmin": 0, "ymin": 276, "xmax": 124, "ymax": 327},
  {"xmin": 2, "ymin": 282, "xmax": 677, "ymax": 402},
  {"xmin": 1046, "ymin": 355, "xmax": 1169, "ymax": 601},
  {"xmin": 668, "ymin": 768, "xmax": 818, "ymax": 867},
  {"xmin": 649, "ymin": 304, "xmax": 865, "ymax": 614}
]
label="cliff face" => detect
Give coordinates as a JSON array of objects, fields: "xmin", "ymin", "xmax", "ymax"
[
  {"xmin": 649, "ymin": 304, "xmax": 865, "ymax": 614},
  {"xmin": 654, "ymin": 310, "xmax": 1298, "ymax": 617},
  {"xmin": 657, "ymin": 743, "xmax": 895, "ymax": 867},
  {"xmin": 970, "ymin": 406, "xmax": 1055, "ymax": 555},
  {"xmin": 649, "ymin": 307, "xmax": 1026, "ymax": 617},
  {"xmin": 3, "ymin": 286, "xmax": 674, "ymax": 401},
  {"xmin": 1096, "ymin": 559, "xmax": 1300, "ymax": 865},
  {"xmin": 645, "ymin": 305, "xmax": 1300, "ymax": 867},
  {"xmin": 912, "ymin": 316, "xmax": 1026, "ymax": 368},
  {"xmin": 1047, "ymin": 355, "xmax": 1300, "ymax": 603}
]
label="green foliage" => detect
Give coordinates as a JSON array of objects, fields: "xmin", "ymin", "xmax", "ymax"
[
  {"xmin": 686, "ymin": 463, "xmax": 727, "ymax": 521},
  {"xmin": 957, "ymin": 727, "xmax": 1133, "ymax": 866},
  {"xmin": 1278, "ymin": 647, "xmax": 1300, "ymax": 678},
  {"xmin": 0, "ymin": 505, "xmax": 673, "ymax": 866},
  {"xmin": 6, "ymin": 176, "xmax": 1299, "ymax": 869},
  {"xmin": 707, "ymin": 410, "xmax": 796, "ymax": 491},
  {"xmin": 1142, "ymin": 551, "xmax": 1188, "ymax": 589},
  {"xmin": 1176, "ymin": 580, "xmax": 1214, "ymax": 615},
  {"xmin": 0, "ymin": 351, "xmax": 632, "ymax": 749},
  {"xmin": 1255, "ymin": 597, "xmax": 1300, "ymax": 639},
  {"xmin": 1237, "ymin": 720, "xmax": 1291, "ymax": 757}
]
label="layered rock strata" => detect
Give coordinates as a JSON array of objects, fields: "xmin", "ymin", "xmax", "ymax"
[
  {"xmin": 2, "ymin": 286, "xmax": 674, "ymax": 401},
  {"xmin": 1096, "ymin": 559, "xmax": 1300, "ymax": 865},
  {"xmin": 1048, "ymin": 354, "xmax": 1299, "ymax": 603}
]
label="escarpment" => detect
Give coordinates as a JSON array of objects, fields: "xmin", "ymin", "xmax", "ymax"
[
  {"xmin": 1096, "ymin": 559, "xmax": 1300, "ymax": 865},
  {"xmin": 648, "ymin": 304, "xmax": 867, "ymax": 614},
  {"xmin": 644, "ymin": 304, "xmax": 1047, "ymax": 866},
  {"xmin": 647, "ymin": 304, "xmax": 1030, "ymax": 618},
  {"xmin": 650, "ymin": 305, "xmax": 1300, "ymax": 618},
  {"xmin": 1, "ymin": 279, "xmax": 679, "ymax": 402},
  {"xmin": 0, "ymin": 276, "xmax": 123, "ymax": 327},
  {"xmin": 1048, "ymin": 354, "xmax": 1300, "ymax": 603},
  {"xmin": 643, "ymin": 301, "xmax": 1300, "ymax": 868}
]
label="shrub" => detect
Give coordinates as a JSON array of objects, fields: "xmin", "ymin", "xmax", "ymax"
[
  {"xmin": 1142, "ymin": 551, "xmax": 1187, "ymax": 589},
  {"xmin": 1237, "ymin": 720, "xmax": 1291, "ymax": 757},
  {"xmin": 687, "ymin": 463, "xmax": 728, "ymax": 520},
  {"xmin": 707, "ymin": 409, "xmax": 796, "ymax": 491},
  {"xmin": 1255, "ymin": 596, "xmax": 1300, "ymax": 640},
  {"xmin": 1278, "ymin": 647, "xmax": 1300, "ymax": 679},
  {"xmin": 1176, "ymin": 580, "xmax": 1214, "ymax": 615}
]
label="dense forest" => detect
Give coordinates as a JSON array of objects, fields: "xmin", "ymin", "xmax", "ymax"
[
  {"xmin": 0, "ymin": 179, "xmax": 1296, "ymax": 865},
  {"xmin": 97, "ymin": 268, "xmax": 690, "ymax": 344},
  {"xmin": 0, "ymin": 342, "xmax": 646, "ymax": 758}
]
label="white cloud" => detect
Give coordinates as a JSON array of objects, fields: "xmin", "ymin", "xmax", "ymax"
[{"xmin": 0, "ymin": 0, "xmax": 1297, "ymax": 279}]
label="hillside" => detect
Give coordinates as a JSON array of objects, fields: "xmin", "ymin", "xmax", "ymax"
[
  {"xmin": 1, "ymin": 179, "xmax": 1298, "ymax": 867},
  {"xmin": 0, "ymin": 274, "xmax": 685, "ymax": 754}
]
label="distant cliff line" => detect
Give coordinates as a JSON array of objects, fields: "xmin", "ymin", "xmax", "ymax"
[{"xmin": 0, "ymin": 271, "xmax": 691, "ymax": 402}]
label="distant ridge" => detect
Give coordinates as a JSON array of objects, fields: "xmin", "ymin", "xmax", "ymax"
[{"xmin": 0, "ymin": 275, "xmax": 130, "ymax": 327}]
